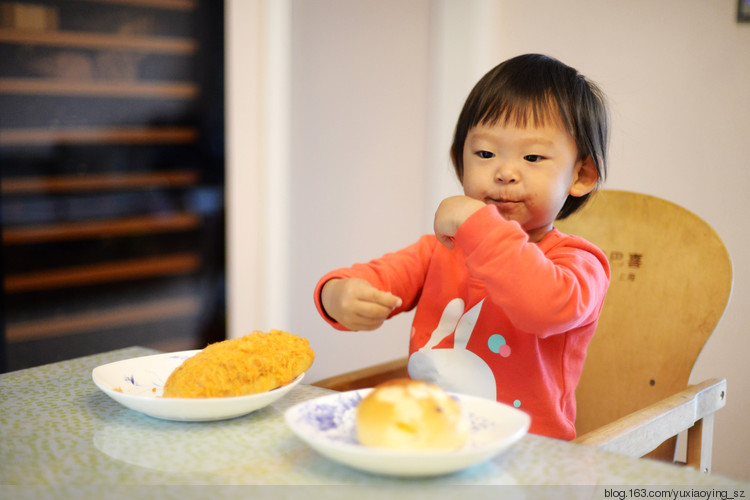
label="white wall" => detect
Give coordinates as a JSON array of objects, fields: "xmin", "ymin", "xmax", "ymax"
[
  {"xmin": 227, "ymin": 0, "xmax": 750, "ymax": 480},
  {"xmin": 225, "ymin": 0, "xmax": 268, "ymax": 338},
  {"xmin": 286, "ymin": 0, "xmax": 430, "ymax": 381}
]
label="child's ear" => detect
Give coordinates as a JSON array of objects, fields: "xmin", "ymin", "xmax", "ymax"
[{"xmin": 569, "ymin": 155, "xmax": 599, "ymax": 197}]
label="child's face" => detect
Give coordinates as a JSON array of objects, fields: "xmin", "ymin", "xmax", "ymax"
[{"xmin": 461, "ymin": 118, "xmax": 597, "ymax": 242}]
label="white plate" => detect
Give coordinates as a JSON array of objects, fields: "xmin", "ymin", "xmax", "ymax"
[
  {"xmin": 284, "ymin": 388, "xmax": 530, "ymax": 477},
  {"xmin": 92, "ymin": 350, "xmax": 304, "ymax": 422}
]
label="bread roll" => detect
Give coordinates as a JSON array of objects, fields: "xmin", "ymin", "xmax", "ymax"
[{"xmin": 355, "ymin": 378, "xmax": 469, "ymax": 450}]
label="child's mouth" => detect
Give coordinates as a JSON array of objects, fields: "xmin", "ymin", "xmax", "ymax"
[{"xmin": 488, "ymin": 197, "xmax": 520, "ymax": 208}]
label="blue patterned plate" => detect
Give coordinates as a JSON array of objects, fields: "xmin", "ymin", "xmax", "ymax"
[
  {"xmin": 92, "ymin": 350, "xmax": 304, "ymax": 421},
  {"xmin": 284, "ymin": 388, "xmax": 530, "ymax": 477}
]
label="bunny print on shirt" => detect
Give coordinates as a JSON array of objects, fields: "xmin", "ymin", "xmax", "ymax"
[{"xmin": 408, "ymin": 298, "xmax": 499, "ymax": 400}]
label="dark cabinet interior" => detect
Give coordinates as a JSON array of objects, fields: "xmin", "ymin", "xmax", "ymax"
[{"xmin": 1, "ymin": 0, "xmax": 225, "ymax": 372}]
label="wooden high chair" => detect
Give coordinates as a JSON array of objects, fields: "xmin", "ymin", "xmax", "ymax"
[
  {"xmin": 557, "ymin": 190, "xmax": 732, "ymax": 473},
  {"xmin": 312, "ymin": 190, "xmax": 733, "ymax": 473}
]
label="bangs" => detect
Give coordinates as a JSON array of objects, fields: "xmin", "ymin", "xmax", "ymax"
[{"xmin": 477, "ymin": 92, "xmax": 573, "ymax": 136}]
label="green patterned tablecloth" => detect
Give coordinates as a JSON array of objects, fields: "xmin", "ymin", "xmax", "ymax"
[{"xmin": 1, "ymin": 347, "xmax": 746, "ymax": 497}]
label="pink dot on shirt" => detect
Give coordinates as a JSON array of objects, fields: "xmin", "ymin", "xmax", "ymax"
[{"xmin": 488, "ymin": 334, "xmax": 511, "ymax": 356}]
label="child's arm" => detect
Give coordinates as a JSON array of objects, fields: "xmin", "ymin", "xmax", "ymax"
[
  {"xmin": 450, "ymin": 203, "xmax": 610, "ymax": 337},
  {"xmin": 314, "ymin": 236, "xmax": 437, "ymax": 331},
  {"xmin": 320, "ymin": 278, "xmax": 402, "ymax": 331}
]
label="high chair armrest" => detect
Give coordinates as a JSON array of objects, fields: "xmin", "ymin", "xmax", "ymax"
[
  {"xmin": 573, "ymin": 378, "xmax": 727, "ymax": 461},
  {"xmin": 311, "ymin": 357, "xmax": 410, "ymax": 392}
]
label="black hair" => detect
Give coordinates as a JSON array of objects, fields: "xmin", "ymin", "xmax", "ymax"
[{"xmin": 450, "ymin": 54, "xmax": 609, "ymax": 219}]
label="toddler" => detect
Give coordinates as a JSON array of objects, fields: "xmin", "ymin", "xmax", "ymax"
[{"xmin": 314, "ymin": 54, "xmax": 611, "ymax": 440}]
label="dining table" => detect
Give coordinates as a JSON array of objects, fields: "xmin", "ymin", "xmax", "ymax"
[{"xmin": 1, "ymin": 346, "xmax": 747, "ymax": 500}]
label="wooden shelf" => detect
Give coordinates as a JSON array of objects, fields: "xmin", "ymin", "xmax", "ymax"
[
  {"xmin": 2, "ymin": 170, "xmax": 198, "ymax": 194},
  {"xmin": 3, "ymin": 213, "xmax": 201, "ymax": 245},
  {"xmin": 77, "ymin": 0, "xmax": 198, "ymax": 10},
  {"xmin": 0, "ymin": 126, "xmax": 197, "ymax": 146},
  {"xmin": 0, "ymin": 28, "xmax": 197, "ymax": 54},
  {"xmin": 1, "ymin": 1, "xmax": 224, "ymax": 371},
  {"xmin": 4, "ymin": 252, "xmax": 201, "ymax": 293},
  {"xmin": 0, "ymin": 77, "xmax": 199, "ymax": 98},
  {"xmin": 5, "ymin": 295, "xmax": 201, "ymax": 342}
]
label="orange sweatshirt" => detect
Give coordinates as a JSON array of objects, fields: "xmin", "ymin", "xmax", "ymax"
[{"xmin": 314, "ymin": 205, "xmax": 610, "ymax": 439}]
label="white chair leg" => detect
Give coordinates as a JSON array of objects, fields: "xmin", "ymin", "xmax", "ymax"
[{"xmin": 686, "ymin": 415, "xmax": 714, "ymax": 473}]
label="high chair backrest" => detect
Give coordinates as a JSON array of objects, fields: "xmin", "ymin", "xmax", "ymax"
[{"xmin": 555, "ymin": 190, "xmax": 733, "ymax": 437}]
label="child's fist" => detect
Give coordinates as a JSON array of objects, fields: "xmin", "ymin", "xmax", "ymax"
[
  {"xmin": 321, "ymin": 278, "xmax": 402, "ymax": 331},
  {"xmin": 433, "ymin": 196, "xmax": 485, "ymax": 248}
]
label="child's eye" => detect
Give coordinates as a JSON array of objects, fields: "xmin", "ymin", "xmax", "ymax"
[
  {"xmin": 524, "ymin": 154, "xmax": 544, "ymax": 163},
  {"xmin": 476, "ymin": 150, "xmax": 495, "ymax": 159}
]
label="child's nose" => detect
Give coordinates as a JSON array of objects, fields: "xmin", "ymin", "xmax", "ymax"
[{"xmin": 494, "ymin": 162, "xmax": 520, "ymax": 184}]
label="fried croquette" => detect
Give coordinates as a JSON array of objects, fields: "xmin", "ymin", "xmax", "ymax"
[{"xmin": 162, "ymin": 330, "xmax": 314, "ymax": 398}]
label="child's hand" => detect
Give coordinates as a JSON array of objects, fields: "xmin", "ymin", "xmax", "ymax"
[
  {"xmin": 320, "ymin": 278, "xmax": 403, "ymax": 331},
  {"xmin": 433, "ymin": 196, "xmax": 485, "ymax": 248}
]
